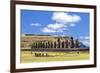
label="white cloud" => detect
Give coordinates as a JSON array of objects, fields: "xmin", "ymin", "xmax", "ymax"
[
  {"xmin": 30, "ymin": 23, "xmax": 41, "ymax": 26},
  {"xmin": 42, "ymin": 27, "xmax": 63, "ymax": 33},
  {"xmin": 42, "ymin": 12, "xmax": 81, "ymax": 33},
  {"xmin": 70, "ymin": 23, "xmax": 75, "ymax": 27},
  {"xmin": 79, "ymin": 36, "xmax": 89, "ymax": 40},
  {"xmin": 42, "ymin": 27, "xmax": 56, "ymax": 33},
  {"xmin": 52, "ymin": 12, "xmax": 81, "ymax": 24},
  {"xmin": 42, "ymin": 23, "xmax": 67, "ymax": 33},
  {"xmin": 47, "ymin": 23, "xmax": 66, "ymax": 30}
]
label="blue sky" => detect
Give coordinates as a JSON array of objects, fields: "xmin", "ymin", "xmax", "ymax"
[{"xmin": 21, "ymin": 10, "xmax": 90, "ymax": 46}]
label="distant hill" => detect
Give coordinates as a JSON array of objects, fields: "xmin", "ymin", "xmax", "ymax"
[
  {"xmin": 22, "ymin": 34, "xmax": 51, "ymax": 36},
  {"xmin": 79, "ymin": 42, "xmax": 89, "ymax": 49}
]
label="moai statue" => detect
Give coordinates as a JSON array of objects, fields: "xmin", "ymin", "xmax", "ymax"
[
  {"xmin": 75, "ymin": 39, "xmax": 79, "ymax": 48},
  {"xmin": 57, "ymin": 38, "xmax": 60, "ymax": 48},
  {"xmin": 62, "ymin": 41, "xmax": 64, "ymax": 48},
  {"xmin": 71, "ymin": 37, "xmax": 74, "ymax": 48},
  {"xmin": 65, "ymin": 40, "xmax": 68, "ymax": 48},
  {"xmin": 54, "ymin": 41, "xmax": 56, "ymax": 48}
]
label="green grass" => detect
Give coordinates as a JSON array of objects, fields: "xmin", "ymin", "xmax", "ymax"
[{"xmin": 21, "ymin": 51, "xmax": 89, "ymax": 63}]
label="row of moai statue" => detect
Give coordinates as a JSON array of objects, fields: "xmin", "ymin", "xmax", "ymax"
[{"xmin": 31, "ymin": 37, "xmax": 79, "ymax": 49}]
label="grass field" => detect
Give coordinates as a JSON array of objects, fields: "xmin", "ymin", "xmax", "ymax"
[{"xmin": 21, "ymin": 51, "xmax": 89, "ymax": 63}]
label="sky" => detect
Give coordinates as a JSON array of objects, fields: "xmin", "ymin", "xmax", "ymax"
[{"xmin": 21, "ymin": 10, "xmax": 90, "ymax": 46}]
